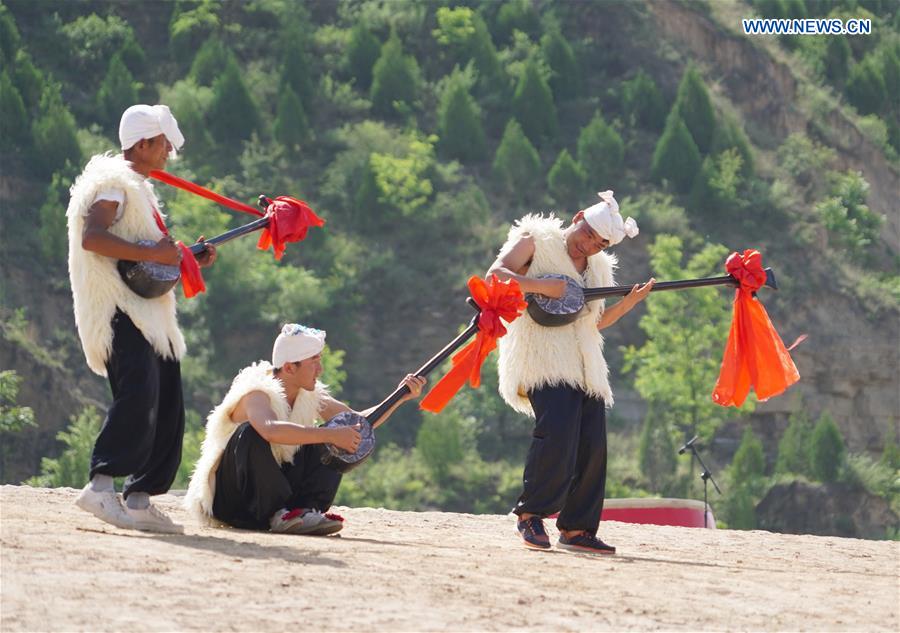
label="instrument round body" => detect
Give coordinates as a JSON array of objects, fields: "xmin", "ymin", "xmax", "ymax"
[
  {"xmin": 319, "ymin": 410, "xmax": 376, "ymax": 473},
  {"xmin": 526, "ymin": 273, "xmax": 586, "ymax": 327},
  {"xmin": 117, "ymin": 240, "xmax": 180, "ymax": 299}
]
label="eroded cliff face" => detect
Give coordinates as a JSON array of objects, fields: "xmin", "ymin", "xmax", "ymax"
[{"xmin": 645, "ymin": 1, "xmax": 898, "ymax": 450}]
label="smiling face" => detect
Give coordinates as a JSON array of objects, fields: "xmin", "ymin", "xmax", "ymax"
[{"xmin": 565, "ymin": 211, "xmax": 611, "ymax": 259}]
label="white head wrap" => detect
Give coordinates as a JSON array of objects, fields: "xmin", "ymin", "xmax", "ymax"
[
  {"xmin": 272, "ymin": 324, "xmax": 326, "ymax": 368},
  {"xmin": 119, "ymin": 104, "xmax": 185, "ymax": 156},
  {"xmin": 582, "ymin": 190, "xmax": 639, "ymax": 246}
]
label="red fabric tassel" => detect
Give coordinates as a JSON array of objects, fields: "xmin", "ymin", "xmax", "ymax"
[
  {"xmin": 256, "ymin": 196, "xmax": 326, "ymax": 260},
  {"xmin": 712, "ymin": 250, "xmax": 800, "ymax": 407},
  {"xmin": 177, "ymin": 242, "xmax": 206, "ymax": 298},
  {"xmin": 149, "ymin": 170, "xmax": 263, "ymax": 217},
  {"xmin": 420, "ymin": 275, "xmax": 527, "ymax": 413}
]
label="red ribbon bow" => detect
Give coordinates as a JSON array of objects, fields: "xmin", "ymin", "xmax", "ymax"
[
  {"xmin": 257, "ymin": 196, "xmax": 326, "ymax": 261},
  {"xmin": 420, "ymin": 275, "xmax": 527, "ymax": 413},
  {"xmin": 712, "ymin": 250, "xmax": 800, "ymax": 407}
]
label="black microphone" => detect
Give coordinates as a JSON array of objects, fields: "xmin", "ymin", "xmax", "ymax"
[{"xmin": 678, "ymin": 435, "xmax": 699, "ymax": 455}]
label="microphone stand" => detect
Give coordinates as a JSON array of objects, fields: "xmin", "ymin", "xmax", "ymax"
[{"xmin": 682, "ymin": 438, "xmax": 722, "ymax": 528}]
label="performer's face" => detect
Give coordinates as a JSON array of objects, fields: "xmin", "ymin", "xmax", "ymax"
[
  {"xmin": 293, "ymin": 353, "xmax": 323, "ymax": 391},
  {"xmin": 133, "ymin": 134, "xmax": 172, "ymax": 171},
  {"xmin": 567, "ymin": 215, "xmax": 610, "ymax": 259}
]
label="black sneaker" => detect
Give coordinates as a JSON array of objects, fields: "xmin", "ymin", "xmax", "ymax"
[
  {"xmin": 557, "ymin": 532, "xmax": 616, "ymax": 555},
  {"xmin": 516, "ymin": 516, "xmax": 551, "ymax": 550}
]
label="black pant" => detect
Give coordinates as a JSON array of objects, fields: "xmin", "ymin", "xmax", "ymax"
[
  {"xmin": 513, "ymin": 383, "xmax": 607, "ymax": 535},
  {"xmin": 90, "ymin": 310, "xmax": 185, "ymax": 499},
  {"xmin": 212, "ymin": 422, "xmax": 343, "ymax": 530}
]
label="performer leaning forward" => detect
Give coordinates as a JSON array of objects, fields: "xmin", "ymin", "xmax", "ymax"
[
  {"xmin": 488, "ymin": 191, "xmax": 653, "ymax": 554},
  {"xmin": 185, "ymin": 324, "xmax": 425, "ymax": 535},
  {"xmin": 70, "ymin": 104, "xmax": 216, "ymax": 533}
]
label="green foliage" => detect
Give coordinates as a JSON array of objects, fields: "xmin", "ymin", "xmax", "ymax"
[
  {"xmin": 416, "ymin": 409, "xmax": 472, "ymax": 481},
  {"xmin": 0, "ymin": 69, "xmax": 28, "ymax": 150},
  {"xmin": 31, "ymin": 82, "xmax": 81, "ymax": 178},
  {"xmin": 824, "ymin": 36, "xmax": 852, "ymax": 86},
  {"xmin": 880, "ymin": 427, "xmax": 900, "ymax": 471},
  {"xmin": 0, "ymin": 2, "xmax": 20, "ymax": 65},
  {"xmin": 690, "ymin": 149, "xmax": 747, "ymax": 217},
  {"xmin": 0, "ymin": 370, "xmax": 35, "ymax": 435},
  {"xmin": 279, "ymin": 32, "xmax": 315, "ymax": 110},
  {"xmin": 370, "ymin": 31, "xmax": 421, "ymax": 117},
  {"xmin": 61, "ymin": 13, "xmax": 143, "ymax": 74},
  {"xmin": 189, "ymin": 36, "xmax": 232, "ymax": 85},
  {"xmin": 346, "ymin": 22, "xmax": 380, "ymax": 90},
  {"xmin": 846, "ymin": 55, "xmax": 888, "ymax": 115},
  {"xmin": 621, "ymin": 70, "xmax": 666, "ymax": 131},
  {"xmin": 26, "ymin": 406, "xmax": 101, "ymax": 489},
  {"xmin": 169, "ymin": 0, "xmax": 220, "ymax": 61},
  {"xmin": 672, "ymin": 65, "xmax": 716, "ymax": 154},
  {"xmin": 719, "ymin": 485, "xmax": 757, "ymax": 529},
  {"xmin": 651, "ymin": 114, "xmax": 701, "ymax": 193},
  {"xmin": 492, "ymin": 119, "xmax": 541, "ymax": 199},
  {"xmin": 620, "ymin": 192, "xmax": 691, "ymax": 238},
  {"xmin": 357, "ymin": 133, "xmax": 436, "ymax": 219},
  {"xmin": 273, "ymin": 85, "xmax": 309, "ymax": 154},
  {"xmin": 541, "ymin": 28, "xmax": 578, "ymax": 100},
  {"xmin": 547, "ymin": 149, "xmax": 586, "ymax": 210},
  {"xmin": 11, "ymin": 50, "xmax": 43, "ymax": 111},
  {"xmin": 432, "ymin": 6, "xmax": 477, "ymax": 48},
  {"xmin": 711, "ymin": 113, "xmax": 754, "ymax": 177},
  {"xmin": 96, "ymin": 54, "xmax": 139, "ymax": 126},
  {"xmin": 776, "ymin": 133, "xmax": 836, "ymax": 186},
  {"xmin": 495, "ymin": 0, "xmax": 541, "ymax": 44},
  {"xmin": 512, "ymin": 58, "xmax": 557, "ymax": 145},
  {"xmin": 38, "ymin": 170, "xmax": 72, "ymax": 265},
  {"xmin": 434, "ymin": 8, "xmax": 504, "ymax": 93},
  {"xmin": 576, "ymin": 111, "xmax": 624, "ymax": 187},
  {"xmin": 437, "ymin": 72, "xmax": 486, "ymax": 163},
  {"xmin": 156, "ymin": 79, "xmax": 216, "ymax": 170},
  {"xmin": 815, "ymin": 170, "xmax": 883, "ymax": 260},
  {"xmin": 775, "ymin": 409, "xmax": 813, "ymax": 476},
  {"xmin": 637, "ymin": 409, "xmax": 677, "ymax": 493},
  {"xmin": 730, "ymin": 426, "xmax": 766, "ymax": 490},
  {"xmin": 809, "ymin": 412, "xmax": 846, "ymax": 483},
  {"xmin": 207, "ymin": 56, "xmax": 262, "ymax": 146}
]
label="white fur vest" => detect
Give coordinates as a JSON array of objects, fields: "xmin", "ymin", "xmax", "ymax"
[
  {"xmin": 183, "ymin": 361, "xmax": 329, "ymax": 523},
  {"xmin": 66, "ymin": 153, "xmax": 185, "ymax": 376},
  {"xmin": 497, "ymin": 214, "xmax": 616, "ymax": 416}
]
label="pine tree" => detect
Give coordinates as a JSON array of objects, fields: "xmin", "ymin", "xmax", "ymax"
[
  {"xmin": 469, "ymin": 14, "xmax": 505, "ymax": 94},
  {"xmin": 711, "ymin": 112, "xmax": 754, "ymax": 177},
  {"xmin": 576, "ymin": 111, "xmax": 624, "ymax": 187},
  {"xmin": 273, "ymin": 85, "xmax": 308, "ymax": 155},
  {"xmin": 190, "ymin": 36, "xmax": 231, "ymax": 86},
  {"xmin": 541, "ymin": 29, "xmax": 578, "ymax": 101},
  {"xmin": 547, "ymin": 149, "xmax": 586, "ymax": 210},
  {"xmin": 0, "ymin": 70, "xmax": 28, "ymax": 150},
  {"xmin": 31, "ymin": 82, "xmax": 81, "ymax": 178},
  {"xmin": 731, "ymin": 426, "xmax": 766, "ymax": 485},
  {"xmin": 823, "ymin": 36, "xmax": 851, "ymax": 86},
  {"xmin": 495, "ymin": 0, "xmax": 541, "ymax": 44},
  {"xmin": 438, "ymin": 76, "xmax": 486, "ymax": 163},
  {"xmin": 776, "ymin": 410, "xmax": 812, "ymax": 475},
  {"xmin": 97, "ymin": 53, "xmax": 139, "ymax": 126},
  {"xmin": 511, "ymin": 59, "xmax": 557, "ymax": 146},
  {"xmin": 13, "ymin": 50, "xmax": 43, "ymax": 111},
  {"xmin": 39, "ymin": 171, "xmax": 71, "ymax": 265},
  {"xmin": 280, "ymin": 33, "xmax": 314, "ymax": 111},
  {"xmin": 621, "ymin": 70, "xmax": 666, "ymax": 131},
  {"xmin": 346, "ymin": 22, "xmax": 380, "ymax": 90},
  {"xmin": 672, "ymin": 65, "xmax": 716, "ymax": 154},
  {"xmin": 809, "ymin": 412, "xmax": 845, "ymax": 483},
  {"xmin": 370, "ymin": 31, "xmax": 421, "ymax": 117},
  {"xmin": 651, "ymin": 114, "xmax": 701, "ymax": 193},
  {"xmin": 207, "ymin": 57, "xmax": 262, "ymax": 145},
  {"xmin": 492, "ymin": 119, "xmax": 541, "ymax": 198},
  {"xmin": 846, "ymin": 56, "xmax": 887, "ymax": 116},
  {"xmin": 0, "ymin": 3, "xmax": 20, "ymax": 66},
  {"xmin": 638, "ymin": 410, "xmax": 677, "ymax": 493}
]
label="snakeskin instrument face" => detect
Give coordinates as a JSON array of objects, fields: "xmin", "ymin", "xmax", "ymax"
[
  {"xmin": 322, "ymin": 411, "xmax": 375, "ymax": 469},
  {"xmin": 527, "ymin": 273, "xmax": 585, "ymax": 315}
]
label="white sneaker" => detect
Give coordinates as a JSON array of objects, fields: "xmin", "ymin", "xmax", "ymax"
[
  {"xmin": 270, "ymin": 507, "xmax": 308, "ymax": 533},
  {"xmin": 270, "ymin": 508, "xmax": 342, "ymax": 536},
  {"xmin": 126, "ymin": 503, "xmax": 184, "ymax": 534},
  {"xmin": 75, "ymin": 485, "xmax": 134, "ymax": 529}
]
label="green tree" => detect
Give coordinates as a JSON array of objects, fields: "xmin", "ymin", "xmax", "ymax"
[
  {"xmin": 97, "ymin": 53, "xmax": 139, "ymax": 126},
  {"xmin": 719, "ymin": 486, "xmax": 757, "ymax": 529},
  {"xmin": 512, "ymin": 58, "xmax": 557, "ymax": 145},
  {"xmin": 815, "ymin": 170, "xmax": 883, "ymax": 260},
  {"xmin": 547, "ymin": 149, "xmax": 586, "ymax": 210},
  {"xmin": 576, "ymin": 111, "xmax": 624, "ymax": 187},
  {"xmin": 690, "ymin": 149, "xmax": 746, "ymax": 217},
  {"xmin": 0, "ymin": 2, "xmax": 20, "ymax": 65},
  {"xmin": 672, "ymin": 65, "xmax": 716, "ymax": 154},
  {"xmin": 26, "ymin": 407, "xmax": 101, "ymax": 489},
  {"xmin": 0, "ymin": 370, "xmax": 36, "ymax": 481},
  {"xmin": 823, "ymin": 36, "xmax": 851, "ymax": 86},
  {"xmin": 273, "ymin": 84, "xmax": 309, "ymax": 154},
  {"xmin": 846, "ymin": 56, "xmax": 887, "ymax": 115},
  {"xmin": 416, "ymin": 410, "xmax": 471, "ymax": 482},
  {"xmin": 809, "ymin": 412, "xmax": 845, "ymax": 483},
  {"xmin": 346, "ymin": 22, "xmax": 380, "ymax": 90},
  {"xmin": 437, "ymin": 73, "xmax": 486, "ymax": 163},
  {"xmin": 0, "ymin": 69, "xmax": 28, "ymax": 150},
  {"xmin": 38, "ymin": 170, "xmax": 72, "ymax": 265},
  {"xmin": 207, "ymin": 56, "xmax": 262, "ymax": 145},
  {"xmin": 730, "ymin": 426, "xmax": 766, "ymax": 490},
  {"xmin": 31, "ymin": 82, "xmax": 81, "ymax": 178},
  {"xmin": 621, "ymin": 70, "xmax": 666, "ymax": 131},
  {"xmin": 370, "ymin": 31, "xmax": 421, "ymax": 117},
  {"xmin": 775, "ymin": 409, "xmax": 813, "ymax": 475},
  {"xmin": 189, "ymin": 36, "xmax": 231, "ymax": 85},
  {"xmin": 12, "ymin": 50, "xmax": 42, "ymax": 111},
  {"xmin": 651, "ymin": 114, "xmax": 701, "ymax": 193},
  {"xmin": 879, "ymin": 426, "xmax": 899, "ymax": 471},
  {"xmin": 169, "ymin": 0, "xmax": 220, "ymax": 61},
  {"xmin": 711, "ymin": 113, "xmax": 754, "ymax": 177},
  {"xmin": 638, "ymin": 409, "xmax": 677, "ymax": 493},
  {"xmin": 433, "ymin": 8, "xmax": 503, "ymax": 94},
  {"xmin": 541, "ymin": 28, "xmax": 579, "ymax": 101},
  {"xmin": 495, "ymin": 0, "xmax": 541, "ymax": 44},
  {"xmin": 492, "ymin": 119, "xmax": 541, "ymax": 199},
  {"xmin": 279, "ymin": 33, "xmax": 314, "ymax": 111}
]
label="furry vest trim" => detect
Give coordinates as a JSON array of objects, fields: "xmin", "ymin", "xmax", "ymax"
[
  {"xmin": 66, "ymin": 153, "xmax": 185, "ymax": 376},
  {"xmin": 497, "ymin": 214, "xmax": 616, "ymax": 416},
  {"xmin": 183, "ymin": 361, "xmax": 329, "ymax": 523}
]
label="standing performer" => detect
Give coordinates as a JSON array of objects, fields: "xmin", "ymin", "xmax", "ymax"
[
  {"xmin": 185, "ymin": 324, "xmax": 425, "ymax": 535},
  {"xmin": 69, "ymin": 104, "xmax": 216, "ymax": 533},
  {"xmin": 488, "ymin": 191, "xmax": 653, "ymax": 554}
]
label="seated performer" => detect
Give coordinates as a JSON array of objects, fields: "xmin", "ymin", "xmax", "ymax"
[{"xmin": 185, "ymin": 323, "xmax": 425, "ymax": 535}]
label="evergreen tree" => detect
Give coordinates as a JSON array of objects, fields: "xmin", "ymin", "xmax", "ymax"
[
  {"xmin": 689, "ymin": 149, "xmax": 746, "ymax": 217},
  {"xmin": 823, "ymin": 36, "xmax": 851, "ymax": 86},
  {"xmin": 711, "ymin": 113, "xmax": 754, "ymax": 177},
  {"xmin": 346, "ymin": 22, "xmax": 380, "ymax": 90},
  {"xmin": 0, "ymin": 70, "xmax": 28, "ymax": 150},
  {"xmin": 190, "ymin": 36, "xmax": 231, "ymax": 86},
  {"xmin": 720, "ymin": 486, "xmax": 757, "ymax": 529},
  {"xmin": 469, "ymin": 13, "xmax": 505, "ymax": 93},
  {"xmin": 621, "ymin": 70, "xmax": 666, "ymax": 131},
  {"xmin": 809, "ymin": 412, "xmax": 845, "ymax": 483},
  {"xmin": 38, "ymin": 170, "xmax": 71, "ymax": 265},
  {"xmin": 492, "ymin": 119, "xmax": 541, "ymax": 199},
  {"xmin": 25, "ymin": 407, "xmax": 101, "ymax": 489},
  {"xmin": 273, "ymin": 85, "xmax": 308, "ymax": 155},
  {"xmin": 672, "ymin": 65, "xmax": 716, "ymax": 154},
  {"xmin": 547, "ymin": 149, "xmax": 586, "ymax": 210},
  {"xmin": 775, "ymin": 409, "xmax": 812, "ymax": 475},
  {"xmin": 731, "ymin": 426, "xmax": 766, "ymax": 485},
  {"xmin": 880, "ymin": 47, "xmax": 900, "ymax": 104},
  {"xmin": 541, "ymin": 29, "xmax": 579, "ymax": 101},
  {"xmin": 511, "ymin": 59, "xmax": 558, "ymax": 146},
  {"xmin": 495, "ymin": 0, "xmax": 541, "ymax": 44},
  {"xmin": 31, "ymin": 82, "xmax": 81, "ymax": 178},
  {"xmin": 207, "ymin": 57, "xmax": 262, "ymax": 145},
  {"xmin": 651, "ymin": 114, "xmax": 701, "ymax": 193},
  {"xmin": 879, "ymin": 427, "xmax": 899, "ymax": 471},
  {"xmin": 0, "ymin": 2, "xmax": 20, "ymax": 66},
  {"xmin": 638, "ymin": 410, "xmax": 677, "ymax": 493},
  {"xmin": 168, "ymin": 0, "xmax": 220, "ymax": 62},
  {"xmin": 438, "ymin": 75, "xmax": 486, "ymax": 163},
  {"xmin": 97, "ymin": 53, "xmax": 139, "ymax": 126},
  {"xmin": 576, "ymin": 111, "xmax": 624, "ymax": 187},
  {"xmin": 846, "ymin": 56, "xmax": 887, "ymax": 115},
  {"xmin": 370, "ymin": 31, "xmax": 421, "ymax": 117},
  {"xmin": 280, "ymin": 33, "xmax": 314, "ymax": 111},
  {"xmin": 13, "ymin": 50, "xmax": 42, "ymax": 111}
]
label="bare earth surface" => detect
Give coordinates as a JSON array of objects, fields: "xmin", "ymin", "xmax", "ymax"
[{"xmin": 1, "ymin": 485, "xmax": 898, "ymax": 632}]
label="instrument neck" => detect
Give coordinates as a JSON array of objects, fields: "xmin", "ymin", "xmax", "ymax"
[
  {"xmin": 188, "ymin": 216, "xmax": 270, "ymax": 255},
  {"xmin": 581, "ymin": 274, "xmax": 738, "ymax": 301}
]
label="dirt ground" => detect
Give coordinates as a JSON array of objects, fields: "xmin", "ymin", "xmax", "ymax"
[{"xmin": 1, "ymin": 485, "xmax": 898, "ymax": 632}]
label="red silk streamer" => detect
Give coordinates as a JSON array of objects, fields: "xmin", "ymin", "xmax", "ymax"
[
  {"xmin": 420, "ymin": 275, "xmax": 527, "ymax": 413},
  {"xmin": 149, "ymin": 170, "xmax": 263, "ymax": 217},
  {"xmin": 256, "ymin": 196, "xmax": 326, "ymax": 260},
  {"xmin": 177, "ymin": 241, "xmax": 205, "ymax": 298},
  {"xmin": 712, "ymin": 250, "xmax": 800, "ymax": 407}
]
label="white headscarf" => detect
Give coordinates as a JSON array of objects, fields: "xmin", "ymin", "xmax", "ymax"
[
  {"xmin": 272, "ymin": 324, "xmax": 326, "ymax": 368},
  {"xmin": 119, "ymin": 104, "xmax": 185, "ymax": 156},
  {"xmin": 583, "ymin": 190, "xmax": 639, "ymax": 245}
]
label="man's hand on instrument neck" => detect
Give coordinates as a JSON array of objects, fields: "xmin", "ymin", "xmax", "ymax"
[{"xmin": 597, "ymin": 278, "xmax": 655, "ymax": 331}]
